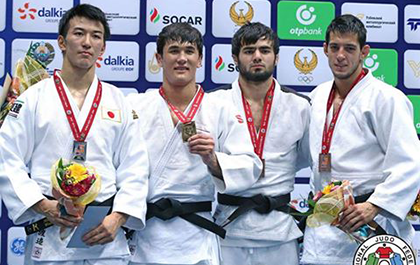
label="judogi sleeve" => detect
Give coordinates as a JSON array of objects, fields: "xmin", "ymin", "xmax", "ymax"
[
  {"xmin": 111, "ymin": 99, "xmax": 149, "ymax": 230},
  {"xmin": 0, "ymin": 90, "xmax": 45, "ymax": 224},
  {"xmin": 296, "ymin": 99, "xmax": 312, "ymax": 171},
  {"xmin": 367, "ymin": 90, "xmax": 420, "ymax": 221},
  {"xmin": 213, "ymin": 98, "xmax": 263, "ymax": 194}
]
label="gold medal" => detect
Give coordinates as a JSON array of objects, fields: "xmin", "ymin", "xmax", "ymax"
[
  {"xmin": 182, "ymin": 121, "xmax": 197, "ymax": 142},
  {"xmin": 318, "ymin": 153, "xmax": 331, "ymax": 172}
]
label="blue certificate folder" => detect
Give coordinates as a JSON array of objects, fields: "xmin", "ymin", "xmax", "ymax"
[{"xmin": 67, "ymin": 206, "xmax": 111, "ymax": 248}]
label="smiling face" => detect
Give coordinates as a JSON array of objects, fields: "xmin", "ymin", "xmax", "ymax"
[
  {"xmin": 324, "ymin": 31, "xmax": 370, "ymax": 81},
  {"xmin": 58, "ymin": 16, "xmax": 105, "ymax": 71},
  {"xmin": 234, "ymin": 38, "xmax": 278, "ymax": 83},
  {"xmin": 156, "ymin": 40, "xmax": 202, "ymax": 88}
]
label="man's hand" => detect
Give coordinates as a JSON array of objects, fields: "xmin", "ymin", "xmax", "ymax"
[
  {"xmin": 82, "ymin": 212, "xmax": 128, "ymax": 246},
  {"xmin": 188, "ymin": 133, "xmax": 223, "ymax": 178},
  {"xmin": 339, "ymin": 202, "xmax": 380, "ymax": 232},
  {"xmin": 32, "ymin": 199, "xmax": 82, "ymax": 228}
]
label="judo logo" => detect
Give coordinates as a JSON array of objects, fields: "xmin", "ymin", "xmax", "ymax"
[
  {"xmin": 10, "ymin": 237, "xmax": 26, "ymax": 256},
  {"xmin": 353, "ymin": 235, "xmax": 415, "ymax": 265}
]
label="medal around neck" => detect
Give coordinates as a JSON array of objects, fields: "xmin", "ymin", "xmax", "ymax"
[{"xmin": 182, "ymin": 121, "xmax": 197, "ymax": 142}]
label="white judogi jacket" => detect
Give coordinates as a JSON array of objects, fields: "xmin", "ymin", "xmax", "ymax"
[
  {"xmin": 0, "ymin": 75, "xmax": 149, "ymax": 262},
  {"xmin": 211, "ymin": 78, "xmax": 311, "ymax": 247},
  {"xmin": 302, "ymin": 70, "xmax": 420, "ymax": 264},
  {"xmin": 127, "ymin": 88, "xmax": 262, "ymax": 264}
]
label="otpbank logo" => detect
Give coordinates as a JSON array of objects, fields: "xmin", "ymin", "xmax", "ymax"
[
  {"xmin": 277, "ymin": 1, "xmax": 335, "ymax": 41},
  {"xmin": 212, "ymin": 0, "xmax": 271, "ymax": 38},
  {"xmin": 363, "ymin": 48, "xmax": 398, "ymax": 87},
  {"xmin": 13, "ymin": 0, "xmax": 72, "ymax": 33},
  {"xmin": 146, "ymin": 0, "xmax": 206, "ymax": 36}
]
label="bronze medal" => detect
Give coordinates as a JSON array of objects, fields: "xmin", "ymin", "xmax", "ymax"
[
  {"xmin": 318, "ymin": 153, "xmax": 331, "ymax": 172},
  {"xmin": 182, "ymin": 121, "xmax": 197, "ymax": 142}
]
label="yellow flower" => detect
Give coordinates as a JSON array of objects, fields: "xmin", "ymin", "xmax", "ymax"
[
  {"xmin": 322, "ymin": 184, "xmax": 333, "ymax": 195},
  {"xmin": 413, "ymin": 198, "xmax": 420, "ymax": 214},
  {"xmin": 67, "ymin": 163, "xmax": 88, "ymax": 184}
]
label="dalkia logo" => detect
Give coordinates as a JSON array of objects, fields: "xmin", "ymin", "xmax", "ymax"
[
  {"xmin": 215, "ymin": 56, "xmax": 226, "ymax": 71},
  {"xmin": 294, "ymin": 48, "xmax": 318, "ymax": 84},
  {"xmin": 150, "ymin": 8, "xmax": 160, "ymax": 23},
  {"xmin": 104, "ymin": 55, "xmax": 134, "ymax": 66},
  {"xmin": 353, "ymin": 235, "xmax": 415, "ymax": 265},
  {"xmin": 18, "ymin": 2, "xmax": 66, "ymax": 20},
  {"xmin": 229, "ymin": 1, "xmax": 254, "ymax": 26},
  {"xmin": 18, "ymin": 2, "xmax": 37, "ymax": 20},
  {"xmin": 10, "ymin": 237, "xmax": 26, "ymax": 256},
  {"xmin": 96, "ymin": 56, "xmax": 103, "ymax": 68}
]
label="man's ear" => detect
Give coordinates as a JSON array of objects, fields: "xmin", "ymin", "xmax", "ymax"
[
  {"xmin": 197, "ymin": 55, "xmax": 203, "ymax": 68},
  {"xmin": 361, "ymin": 44, "xmax": 370, "ymax": 60},
  {"xmin": 323, "ymin": 42, "xmax": 328, "ymax": 56},
  {"xmin": 232, "ymin": 55, "xmax": 238, "ymax": 66},
  {"xmin": 156, "ymin": 52, "xmax": 163, "ymax": 67},
  {"xmin": 58, "ymin": 35, "xmax": 66, "ymax": 53},
  {"xmin": 99, "ymin": 43, "xmax": 106, "ymax": 57}
]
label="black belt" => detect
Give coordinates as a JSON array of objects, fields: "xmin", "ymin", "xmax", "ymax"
[
  {"xmin": 217, "ymin": 193, "xmax": 302, "ymax": 227},
  {"xmin": 25, "ymin": 194, "xmax": 115, "ymax": 235},
  {"xmin": 146, "ymin": 198, "xmax": 226, "ymax": 238}
]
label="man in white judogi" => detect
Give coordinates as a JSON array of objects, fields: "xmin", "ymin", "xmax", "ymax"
[
  {"xmin": 301, "ymin": 14, "xmax": 420, "ymax": 265},
  {"xmin": 127, "ymin": 23, "xmax": 262, "ymax": 265},
  {"xmin": 211, "ymin": 22, "xmax": 310, "ymax": 265},
  {"xmin": 0, "ymin": 4, "xmax": 149, "ymax": 265}
]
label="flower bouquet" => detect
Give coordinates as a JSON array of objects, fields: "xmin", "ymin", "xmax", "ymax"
[
  {"xmin": 305, "ymin": 180, "xmax": 376, "ymax": 244},
  {"xmin": 0, "ymin": 42, "xmax": 49, "ymax": 127},
  {"xmin": 50, "ymin": 158, "xmax": 101, "ymax": 239},
  {"xmin": 408, "ymin": 191, "xmax": 420, "ymax": 221}
]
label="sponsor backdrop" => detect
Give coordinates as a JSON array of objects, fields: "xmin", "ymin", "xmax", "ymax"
[{"xmin": 0, "ymin": 0, "xmax": 419, "ymax": 264}]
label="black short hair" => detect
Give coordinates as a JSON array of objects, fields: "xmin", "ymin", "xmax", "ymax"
[
  {"xmin": 59, "ymin": 4, "xmax": 110, "ymax": 42},
  {"xmin": 326, "ymin": 14, "xmax": 367, "ymax": 48},
  {"xmin": 156, "ymin": 23, "xmax": 203, "ymax": 57},
  {"xmin": 231, "ymin": 22, "xmax": 279, "ymax": 57}
]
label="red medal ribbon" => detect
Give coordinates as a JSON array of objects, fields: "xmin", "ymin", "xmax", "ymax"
[
  {"xmin": 159, "ymin": 86, "xmax": 204, "ymax": 124},
  {"xmin": 240, "ymin": 80, "xmax": 275, "ymax": 159},
  {"xmin": 53, "ymin": 70, "xmax": 102, "ymax": 142},
  {"xmin": 321, "ymin": 69, "xmax": 366, "ymax": 154}
]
